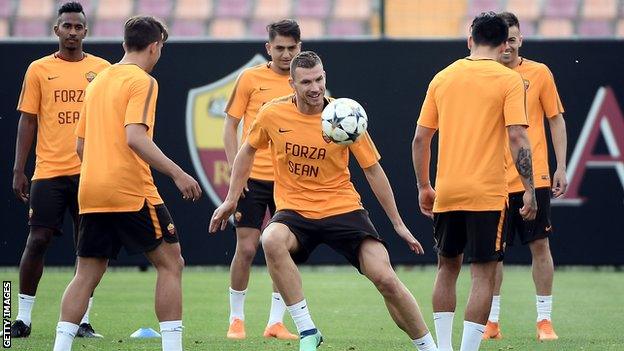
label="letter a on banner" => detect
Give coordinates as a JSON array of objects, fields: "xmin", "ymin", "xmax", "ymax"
[{"xmin": 554, "ymin": 86, "xmax": 624, "ymax": 205}]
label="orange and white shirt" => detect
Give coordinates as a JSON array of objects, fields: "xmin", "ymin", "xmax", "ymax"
[
  {"xmin": 418, "ymin": 58, "xmax": 528, "ymax": 212},
  {"xmin": 17, "ymin": 53, "xmax": 110, "ymax": 180},
  {"xmin": 247, "ymin": 95, "xmax": 381, "ymax": 219},
  {"xmin": 505, "ymin": 58, "xmax": 564, "ymax": 193},
  {"xmin": 76, "ymin": 64, "xmax": 163, "ymax": 214},
  {"xmin": 225, "ymin": 63, "xmax": 294, "ymax": 181}
]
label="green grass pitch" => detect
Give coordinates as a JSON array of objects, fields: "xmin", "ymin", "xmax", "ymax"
[{"xmin": 2, "ymin": 266, "xmax": 623, "ymax": 350}]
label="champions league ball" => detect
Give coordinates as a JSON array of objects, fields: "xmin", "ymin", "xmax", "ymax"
[{"xmin": 321, "ymin": 98, "xmax": 368, "ymax": 145}]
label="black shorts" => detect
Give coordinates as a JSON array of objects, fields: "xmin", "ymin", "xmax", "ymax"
[
  {"xmin": 234, "ymin": 178, "xmax": 276, "ymax": 230},
  {"xmin": 269, "ymin": 209, "xmax": 386, "ymax": 273},
  {"xmin": 77, "ymin": 201, "xmax": 178, "ymax": 259},
  {"xmin": 433, "ymin": 209, "xmax": 507, "ymax": 263},
  {"xmin": 28, "ymin": 174, "xmax": 79, "ymax": 238},
  {"xmin": 506, "ymin": 187, "xmax": 552, "ymax": 245}
]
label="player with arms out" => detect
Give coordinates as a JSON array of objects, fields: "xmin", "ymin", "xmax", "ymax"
[
  {"xmin": 11, "ymin": 1, "xmax": 109, "ymax": 339},
  {"xmin": 211, "ymin": 51, "xmax": 438, "ymax": 351},
  {"xmin": 52, "ymin": 16, "xmax": 201, "ymax": 351},
  {"xmin": 482, "ymin": 12, "xmax": 567, "ymax": 342},
  {"xmin": 222, "ymin": 19, "xmax": 300, "ymax": 340},
  {"xmin": 412, "ymin": 12, "xmax": 536, "ymax": 351}
]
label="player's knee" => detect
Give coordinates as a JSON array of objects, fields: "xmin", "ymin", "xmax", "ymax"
[
  {"xmin": 25, "ymin": 228, "xmax": 54, "ymax": 256},
  {"xmin": 438, "ymin": 257, "xmax": 462, "ymax": 275},
  {"xmin": 529, "ymin": 238, "xmax": 550, "ymax": 257},
  {"xmin": 372, "ymin": 272, "xmax": 402, "ymax": 298},
  {"xmin": 236, "ymin": 242, "xmax": 258, "ymax": 262},
  {"xmin": 261, "ymin": 232, "xmax": 286, "ymax": 257}
]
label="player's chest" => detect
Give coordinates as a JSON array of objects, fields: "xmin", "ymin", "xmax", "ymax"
[
  {"xmin": 39, "ymin": 66, "xmax": 97, "ymax": 103},
  {"xmin": 248, "ymin": 82, "xmax": 292, "ymax": 109},
  {"xmin": 269, "ymin": 117, "xmax": 344, "ymax": 160}
]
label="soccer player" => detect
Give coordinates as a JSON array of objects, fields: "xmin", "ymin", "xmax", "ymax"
[
  {"xmin": 222, "ymin": 19, "xmax": 300, "ymax": 340},
  {"xmin": 211, "ymin": 51, "xmax": 438, "ymax": 351},
  {"xmin": 482, "ymin": 12, "xmax": 567, "ymax": 342},
  {"xmin": 52, "ymin": 16, "xmax": 201, "ymax": 351},
  {"xmin": 412, "ymin": 13, "xmax": 537, "ymax": 351},
  {"xmin": 11, "ymin": 1, "xmax": 109, "ymax": 338}
]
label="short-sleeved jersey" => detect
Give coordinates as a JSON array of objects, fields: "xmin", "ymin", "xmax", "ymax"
[
  {"xmin": 225, "ymin": 63, "xmax": 294, "ymax": 181},
  {"xmin": 76, "ymin": 64, "xmax": 163, "ymax": 214},
  {"xmin": 17, "ymin": 53, "xmax": 110, "ymax": 180},
  {"xmin": 505, "ymin": 58, "xmax": 564, "ymax": 193},
  {"xmin": 418, "ymin": 58, "xmax": 528, "ymax": 213},
  {"xmin": 247, "ymin": 95, "xmax": 381, "ymax": 219}
]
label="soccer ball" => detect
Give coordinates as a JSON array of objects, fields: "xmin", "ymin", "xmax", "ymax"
[{"xmin": 321, "ymin": 98, "xmax": 368, "ymax": 145}]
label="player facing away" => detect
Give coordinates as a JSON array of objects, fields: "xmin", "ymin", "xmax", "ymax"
[
  {"xmin": 211, "ymin": 51, "xmax": 438, "ymax": 351},
  {"xmin": 52, "ymin": 16, "xmax": 201, "ymax": 351},
  {"xmin": 222, "ymin": 19, "xmax": 300, "ymax": 340},
  {"xmin": 11, "ymin": 1, "xmax": 109, "ymax": 339},
  {"xmin": 482, "ymin": 12, "xmax": 567, "ymax": 342},
  {"xmin": 412, "ymin": 13, "xmax": 537, "ymax": 351}
]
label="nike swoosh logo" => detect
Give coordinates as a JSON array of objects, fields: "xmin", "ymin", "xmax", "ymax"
[
  {"xmin": 545, "ymin": 226, "xmax": 552, "ymax": 232},
  {"xmin": 300, "ymin": 304, "xmax": 307, "ymax": 309},
  {"xmin": 417, "ymin": 342, "xmax": 426, "ymax": 346},
  {"xmin": 278, "ymin": 128, "xmax": 292, "ymax": 133},
  {"xmin": 48, "ymin": 76, "xmax": 59, "ymax": 80},
  {"xmin": 259, "ymin": 87, "xmax": 271, "ymax": 91}
]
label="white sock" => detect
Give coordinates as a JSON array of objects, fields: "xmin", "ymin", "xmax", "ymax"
[
  {"xmin": 412, "ymin": 332, "xmax": 438, "ymax": 351},
  {"xmin": 433, "ymin": 312, "xmax": 454, "ymax": 351},
  {"xmin": 160, "ymin": 320, "xmax": 183, "ymax": 351},
  {"xmin": 80, "ymin": 297, "xmax": 94, "ymax": 325},
  {"xmin": 286, "ymin": 299, "xmax": 315, "ymax": 335},
  {"xmin": 16, "ymin": 294, "xmax": 35, "ymax": 326},
  {"xmin": 267, "ymin": 292, "xmax": 287, "ymax": 326},
  {"xmin": 459, "ymin": 321, "xmax": 484, "ymax": 351},
  {"xmin": 229, "ymin": 287, "xmax": 246, "ymax": 324},
  {"xmin": 488, "ymin": 295, "xmax": 500, "ymax": 323},
  {"xmin": 536, "ymin": 295, "xmax": 553, "ymax": 322},
  {"xmin": 53, "ymin": 321, "xmax": 79, "ymax": 351}
]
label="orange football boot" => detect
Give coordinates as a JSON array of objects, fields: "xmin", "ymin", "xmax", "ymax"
[
  {"xmin": 537, "ymin": 319, "xmax": 558, "ymax": 341},
  {"xmin": 263, "ymin": 322, "xmax": 298, "ymax": 340},
  {"xmin": 227, "ymin": 318, "xmax": 246, "ymax": 339},
  {"xmin": 482, "ymin": 321, "xmax": 503, "ymax": 340}
]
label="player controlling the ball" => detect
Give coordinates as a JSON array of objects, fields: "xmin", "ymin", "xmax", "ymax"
[{"xmin": 210, "ymin": 51, "xmax": 438, "ymax": 351}]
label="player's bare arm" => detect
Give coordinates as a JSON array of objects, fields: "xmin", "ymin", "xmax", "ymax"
[
  {"xmin": 411, "ymin": 125, "xmax": 437, "ymax": 219},
  {"xmin": 209, "ymin": 141, "xmax": 257, "ymax": 233},
  {"xmin": 12, "ymin": 112, "xmax": 37, "ymax": 202},
  {"xmin": 125, "ymin": 123, "xmax": 201, "ymax": 201},
  {"xmin": 223, "ymin": 114, "xmax": 241, "ymax": 168},
  {"xmin": 76, "ymin": 137, "xmax": 84, "ymax": 161},
  {"xmin": 362, "ymin": 162, "xmax": 424, "ymax": 254},
  {"xmin": 548, "ymin": 113, "xmax": 568, "ymax": 197},
  {"xmin": 508, "ymin": 125, "xmax": 537, "ymax": 220}
]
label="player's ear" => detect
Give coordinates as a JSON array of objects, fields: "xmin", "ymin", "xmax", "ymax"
[
  {"xmin": 122, "ymin": 41, "xmax": 128, "ymax": 52},
  {"xmin": 288, "ymin": 77, "xmax": 295, "ymax": 89},
  {"xmin": 518, "ymin": 34, "xmax": 523, "ymax": 48},
  {"xmin": 467, "ymin": 36, "xmax": 473, "ymax": 50},
  {"xmin": 53, "ymin": 23, "xmax": 60, "ymax": 36},
  {"xmin": 148, "ymin": 41, "xmax": 159, "ymax": 54},
  {"xmin": 265, "ymin": 42, "xmax": 271, "ymax": 55}
]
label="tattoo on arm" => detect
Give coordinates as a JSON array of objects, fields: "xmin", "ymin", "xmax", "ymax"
[{"xmin": 516, "ymin": 147, "xmax": 535, "ymax": 191}]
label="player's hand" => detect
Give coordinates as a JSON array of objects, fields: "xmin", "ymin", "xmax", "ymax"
[
  {"xmin": 394, "ymin": 223, "xmax": 424, "ymax": 255},
  {"xmin": 12, "ymin": 171, "xmax": 29, "ymax": 203},
  {"xmin": 418, "ymin": 184, "xmax": 435, "ymax": 219},
  {"xmin": 551, "ymin": 168, "xmax": 568, "ymax": 198},
  {"xmin": 239, "ymin": 183, "xmax": 250, "ymax": 199},
  {"xmin": 173, "ymin": 171, "xmax": 202, "ymax": 202},
  {"xmin": 209, "ymin": 200, "xmax": 237, "ymax": 233},
  {"xmin": 519, "ymin": 190, "xmax": 537, "ymax": 221}
]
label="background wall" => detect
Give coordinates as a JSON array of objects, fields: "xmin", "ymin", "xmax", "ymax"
[{"xmin": 1, "ymin": 39, "xmax": 623, "ymax": 266}]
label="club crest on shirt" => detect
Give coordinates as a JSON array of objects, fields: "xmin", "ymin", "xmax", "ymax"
[
  {"xmin": 185, "ymin": 54, "xmax": 267, "ymax": 209},
  {"xmin": 85, "ymin": 71, "xmax": 97, "ymax": 82},
  {"xmin": 523, "ymin": 79, "xmax": 530, "ymax": 91}
]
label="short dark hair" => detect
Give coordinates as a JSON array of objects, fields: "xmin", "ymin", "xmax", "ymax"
[
  {"xmin": 290, "ymin": 51, "xmax": 322, "ymax": 77},
  {"xmin": 124, "ymin": 16, "xmax": 168, "ymax": 52},
  {"xmin": 57, "ymin": 1, "xmax": 85, "ymax": 21},
  {"xmin": 470, "ymin": 12, "xmax": 508, "ymax": 48},
  {"xmin": 498, "ymin": 12, "xmax": 520, "ymax": 30},
  {"xmin": 267, "ymin": 19, "xmax": 301, "ymax": 42}
]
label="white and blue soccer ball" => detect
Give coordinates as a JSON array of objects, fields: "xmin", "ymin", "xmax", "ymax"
[{"xmin": 321, "ymin": 98, "xmax": 368, "ymax": 145}]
